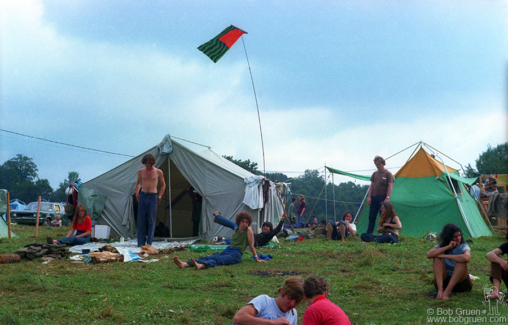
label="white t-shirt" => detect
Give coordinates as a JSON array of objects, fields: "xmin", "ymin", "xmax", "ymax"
[
  {"xmin": 349, "ymin": 223, "xmax": 357, "ymax": 232},
  {"xmin": 240, "ymin": 295, "xmax": 297, "ymax": 325}
]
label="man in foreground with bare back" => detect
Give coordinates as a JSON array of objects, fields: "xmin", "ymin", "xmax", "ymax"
[{"xmin": 135, "ymin": 153, "xmax": 166, "ymax": 247}]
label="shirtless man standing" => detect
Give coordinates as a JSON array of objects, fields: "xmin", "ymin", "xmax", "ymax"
[{"xmin": 135, "ymin": 153, "xmax": 166, "ymax": 247}]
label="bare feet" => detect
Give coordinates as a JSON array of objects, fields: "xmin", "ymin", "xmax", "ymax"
[
  {"xmin": 190, "ymin": 258, "xmax": 206, "ymax": 270},
  {"xmin": 439, "ymin": 291, "xmax": 450, "ymax": 300},
  {"xmin": 53, "ymin": 240, "xmax": 58, "ymax": 245},
  {"xmin": 436, "ymin": 290, "xmax": 443, "ymax": 300},
  {"xmin": 173, "ymin": 256, "xmax": 187, "ymax": 269},
  {"xmin": 486, "ymin": 292, "xmax": 502, "ymax": 300}
]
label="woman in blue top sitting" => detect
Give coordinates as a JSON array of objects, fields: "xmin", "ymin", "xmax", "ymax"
[
  {"xmin": 173, "ymin": 211, "xmax": 266, "ymax": 270},
  {"xmin": 426, "ymin": 223, "xmax": 472, "ymax": 300},
  {"xmin": 360, "ymin": 202, "xmax": 401, "ymax": 244}
]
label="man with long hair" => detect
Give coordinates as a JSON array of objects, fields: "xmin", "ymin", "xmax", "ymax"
[
  {"xmin": 233, "ymin": 276, "xmax": 304, "ymax": 324},
  {"xmin": 135, "ymin": 153, "xmax": 166, "ymax": 247}
]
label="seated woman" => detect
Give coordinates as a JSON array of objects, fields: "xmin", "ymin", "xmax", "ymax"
[
  {"xmin": 426, "ymin": 223, "xmax": 472, "ymax": 300},
  {"xmin": 327, "ymin": 210, "xmax": 357, "ymax": 242},
  {"xmin": 173, "ymin": 211, "xmax": 266, "ymax": 270},
  {"xmin": 360, "ymin": 202, "xmax": 401, "ymax": 244},
  {"xmin": 48, "ymin": 204, "xmax": 92, "ymax": 245}
]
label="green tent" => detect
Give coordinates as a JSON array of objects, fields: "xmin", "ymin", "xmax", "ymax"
[{"xmin": 328, "ymin": 148, "xmax": 492, "ymax": 238}]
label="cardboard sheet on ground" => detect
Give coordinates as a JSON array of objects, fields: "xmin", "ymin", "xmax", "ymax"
[{"xmin": 69, "ymin": 239, "xmax": 197, "ymax": 254}]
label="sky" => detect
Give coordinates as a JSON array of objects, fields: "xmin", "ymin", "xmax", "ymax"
[{"xmin": 1, "ymin": 0, "xmax": 507, "ymax": 191}]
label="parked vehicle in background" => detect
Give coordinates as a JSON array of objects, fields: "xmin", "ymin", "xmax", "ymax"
[{"xmin": 10, "ymin": 202, "xmax": 69, "ymax": 226}]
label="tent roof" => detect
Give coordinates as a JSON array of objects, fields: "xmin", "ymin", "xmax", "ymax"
[{"xmin": 395, "ymin": 148, "xmax": 458, "ymax": 178}]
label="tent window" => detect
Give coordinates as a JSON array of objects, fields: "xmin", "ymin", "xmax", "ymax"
[{"xmin": 446, "ymin": 177, "xmax": 462, "ymax": 194}]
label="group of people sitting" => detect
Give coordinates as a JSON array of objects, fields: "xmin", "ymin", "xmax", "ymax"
[{"xmin": 233, "ymin": 275, "xmax": 350, "ymax": 325}]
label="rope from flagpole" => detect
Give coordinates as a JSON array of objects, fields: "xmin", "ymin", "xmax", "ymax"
[{"xmin": 241, "ymin": 36, "xmax": 266, "ymax": 174}]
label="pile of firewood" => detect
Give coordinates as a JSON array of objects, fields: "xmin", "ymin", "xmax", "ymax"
[{"xmin": 15, "ymin": 243, "xmax": 71, "ymax": 260}]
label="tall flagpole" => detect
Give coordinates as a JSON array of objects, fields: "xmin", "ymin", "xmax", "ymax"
[{"xmin": 241, "ymin": 36, "xmax": 266, "ymax": 174}]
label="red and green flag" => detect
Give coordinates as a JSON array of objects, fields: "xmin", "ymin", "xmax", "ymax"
[{"xmin": 198, "ymin": 25, "xmax": 247, "ymax": 63}]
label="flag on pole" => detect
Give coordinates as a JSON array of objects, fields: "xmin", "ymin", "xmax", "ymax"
[{"xmin": 198, "ymin": 25, "xmax": 247, "ymax": 63}]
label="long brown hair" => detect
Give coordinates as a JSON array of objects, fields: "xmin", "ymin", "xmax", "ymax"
[
  {"xmin": 72, "ymin": 204, "xmax": 87, "ymax": 228},
  {"xmin": 378, "ymin": 201, "xmax": 396, "ymax": 226}
]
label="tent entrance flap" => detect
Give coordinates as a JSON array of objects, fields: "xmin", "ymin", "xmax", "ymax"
[{"xmin": 154, "ymin": 158, "xmax": 194, "ymax": 238}]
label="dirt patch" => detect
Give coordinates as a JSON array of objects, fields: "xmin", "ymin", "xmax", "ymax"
[
  {"xmin": 421, "ymin": 292, "xmax": 437, "ymax": 298},
  {"xmin": 340, "ymin": 269, "xmax": 352, "ymax": 273},
  {"xmin": 248, "ymin": 269, "xmax": 307, "ymax": 278}
]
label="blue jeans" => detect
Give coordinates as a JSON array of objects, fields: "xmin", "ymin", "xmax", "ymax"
[
  {"xmin": 361, "ymin": 232, "xmax": 398, "ymax": 244},
  {"xmin": 328, "ymin": 220, "xmax": 349, "ymax": 240},
  {"xmin": 214, "ymin": 214, "xmax": 236, "ymax": 245},
  {"xmin": 137, "ymin": 192, "xmax": 158, "ymax": 247},
  {"xmin": 367, "ymin": 195, "xmax": 386, "ymax": 234},
  {"xmin": 57, "ymin": 230, "xmax": 90, "ymax": 245},
  {"xmin": 189, "ymin": 246, "xmax": 242, "ymax": 268},
  {"xmin": 214, "ymin": 214, "xmax": 237, "ymax": 230}
]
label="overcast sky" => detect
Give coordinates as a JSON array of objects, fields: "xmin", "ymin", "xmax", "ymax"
[{"xmin": 1, "ymin": 0, "xmax": 507, "ymax": 191}]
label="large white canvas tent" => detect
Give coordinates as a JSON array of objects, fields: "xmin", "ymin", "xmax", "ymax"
[{"xmin": 82, "ymin": 135, "xmax": 284, "ymax": 241}]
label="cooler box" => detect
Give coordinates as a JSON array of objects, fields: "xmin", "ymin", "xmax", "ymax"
[{"xmin": 92, "ymin": 225, "xmax": 110, "ymax": 240}]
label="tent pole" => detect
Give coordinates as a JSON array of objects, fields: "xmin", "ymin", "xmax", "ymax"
[
  {"xmin": 354, "ymin": 187, "xmax": 370, "ymax": 224},
  {"xmin": 427, "ymin": 144, "xmax": 474, "ymax": 237},
  {"xmin": 324, "ymin": 165, "xmax": 327, "ymax": 221},
  {"xmin": 332, "ymin": 173, "xmax": 336, "ymax": 223},
  {"xmin": 169, "ymin": 158, "xmax": 173, "ymax": 238}
]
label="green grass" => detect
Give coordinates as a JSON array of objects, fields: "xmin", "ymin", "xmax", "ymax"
[{"xmin": 1, "ymin": 225, "xmax": 508, "ymax": 324}]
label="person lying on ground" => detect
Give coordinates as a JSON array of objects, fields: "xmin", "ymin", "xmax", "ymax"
[
  {"xmin": 485, "ymin": 241, "xmax": 508, "ymax": 302},
  {"xmin": 426, "ymin": 223, "xmax": 472, "ymax": 300},
  {"xmin": 173, "ymin": 211, "xmax": 266, "ymax": 270},
  {"xmin": 302, "ymin": 275, "xmax": 351, "ymax": 325},
  {"xmin": 360, "ymin": 202, "xmax": 401, "ymax": 244},
  {"xmin": 213, "ymin": 211, "xmax": 287, "ymax": 247},
  {"xmin": 48, "ymin": 204, "xmax": 92, "ymax": 246},
  {"xmin": 233, "ymin": 276, "xmax": 304, "ymax": 325},
  {"xmin": 326, "ymin": 211, "xmax": 357, "ymax": 242}
]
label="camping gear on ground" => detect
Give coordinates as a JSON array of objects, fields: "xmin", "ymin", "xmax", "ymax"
[
  {"xmin": 140, "ymin": 245, "xmax": 159, "ymax": 255},
  {"xmin": 88, "ymin": 251, "xmax": 124, "ymax": 263},
  {"xmin": 0, "ymin": 254, "xmax": 21, "ymax": 264},
  {"xmin": 16, "ymin": 243, "xmax": 70, "ymax": 260},
  {"xmin": 92, "ymin": 225, "xmax": 111, "ymax": 240},
  {"xmin": 81, "ymin": 134, "xmax": 284, "ymax": 241}
]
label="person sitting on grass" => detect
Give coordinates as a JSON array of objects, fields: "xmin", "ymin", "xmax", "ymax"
[
  {"xmin": 426, "ymin": 223, "xmax": 472, "ymax": 300},
  {"xmin": 360, "ymin": 202, "xmax": 401, "ymax": 244},
  {"xmin": 302, "ymin": 275, "xmax": 351, "ymax": 325},
  {"xmin": 173, "ymin": 211, "xmax": 266, "ymax": 270},
  {"xmin": 50, "ymin": 215, "xmax": 62, "ymax": 227},
  {"xmin": 326, "ymin": 211, "xmax": 356, "ymax": 242},
  {"xmin": 485, "ymin": 241, "xmax": 508, "ymax": 303},
  {"xmin": 233, "ymin": 276, "xmax": 304, "ymax": 325},
  {"xmin": 213, "ymin": 211, "xmax": 287, "ymax": 247},
  {"xmin": 48, "ymin": 204, "xmax": 92, "ymax": 246}
]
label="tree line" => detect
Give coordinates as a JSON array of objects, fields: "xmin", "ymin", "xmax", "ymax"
[
  {"xmin": 1, "ymin": 142, "xmax": 505, "ymax": 213},
  {"xmin": 0, "ymin": 154, "xmax": 80, "ymax": 204}
]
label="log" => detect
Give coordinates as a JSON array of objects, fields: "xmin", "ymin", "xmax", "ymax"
[{"xmin": 0, "ymin": 254, "xmax": 21, "ymax": 264}]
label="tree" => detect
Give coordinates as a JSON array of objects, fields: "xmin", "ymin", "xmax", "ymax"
[
  {"xmin": 222, "ymin": 155, "xmax": 261, "ymax": 175},
  {"xmin": 52, "ymin": 171, "xmax": 81, "ymax": 202},
  {"xmin": 0, "ymin": 154, "xmax": 38, "ymax": 188},
  {"xmin": 464, "ymin": 163, "xmax": 479, "ymax": 178},
  {"xmin": 0, "ymin": 154, "xmax": 54, "ymax": 203},
  {"xmin": 475, "ymin": 143, "xmax": 508, "ymax": 175}
]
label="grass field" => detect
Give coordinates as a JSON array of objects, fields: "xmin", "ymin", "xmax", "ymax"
[{"xmin": 1, "ymin": 224, "xmax": 508, "ymax": 325}]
